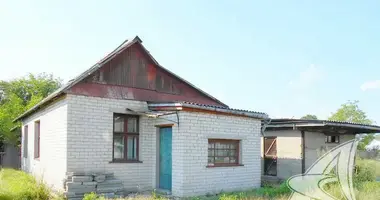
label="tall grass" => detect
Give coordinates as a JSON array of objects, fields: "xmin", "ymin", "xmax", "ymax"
[{"xmin": 0, "ymin": 168, "xmax": 54, "ymax": 200}]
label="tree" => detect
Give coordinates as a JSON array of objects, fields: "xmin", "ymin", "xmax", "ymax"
[
  {"xmin": 328, "ymin": 100, "xmax": 373, "ymax": 124},
  {"xmin": 329, "ymin": 100, "xmax": 374, "ymax": 150},
  {"xmin": 0, "ymin": 73, "xmax": 62, "ymax": 145},
  {"xmin": 357, "ymin": 134, "xmax": 375, "ymax": 150},
  {"xmin": 301, "ymin": 114, "xmax": 318, "ymax": 120}
]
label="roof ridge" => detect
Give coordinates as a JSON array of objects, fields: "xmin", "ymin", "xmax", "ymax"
[{"xmin": 14, "ymin": 36, "xmax": 228, "ymax": 121}]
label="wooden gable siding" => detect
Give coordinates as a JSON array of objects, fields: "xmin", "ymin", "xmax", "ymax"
[{"xmin": 67, "ymin": 44, "xmax": 224, "ymax": 106}]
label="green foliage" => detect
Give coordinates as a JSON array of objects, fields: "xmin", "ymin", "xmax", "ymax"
[
  {"xmin": 0, "ymin": 168, "xmax": 53, "ymax": 200},
  {"xmin": 0, "ymin": 73, "xmax": 62, "ymax": 144},
  {"xmin": 358, "ymin": 134, "xmax": 375, "ymax": 150},
  {"xmin": 300, "ymin": 114, "xmax": 318, "ymax": 120},
  {"xmin": 353, "ymin": 158, "xmax": 377, "ymax": 184},
  {"xmin": 83, "ymin": 192, "xmax": 106, "ymax": 200},
  {"xmin": 328, "ymin": 100, "xmax": 373, "ymax": 124},
  {"xmin": 253, "ymin": 182, "xmax": 291, "ymax": 198}
]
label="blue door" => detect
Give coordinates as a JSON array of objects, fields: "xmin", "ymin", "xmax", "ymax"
[{"xmin": 159, "ymin": 127, "xmax": 172, "ymax": 190}]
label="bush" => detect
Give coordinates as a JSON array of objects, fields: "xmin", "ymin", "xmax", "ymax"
[
  {"xmin": 353, "ymin": 158, "xmax": 377, "ymax": 184},
  {"xmin": 83, "ymin": 192, "xmax": 106, "ymax": 200},
  {"xmin": 0, "ymin": 168, "xmax": 53, "ymax": 200}
]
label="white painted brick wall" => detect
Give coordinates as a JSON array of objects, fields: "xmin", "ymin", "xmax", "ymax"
[
  {"xmin": 22, "ymin": 94, "xmax": 262, "ymax": 196},
  {"xmin": 21, "ymin": 97, "xmax": 68, "ymax": 191},
  {"xmin": 66, "ymin": 94, "xmax": 159, "ymax": 191},
  {"xmin": 172, "ymin": 111, "xmax": 262, "ymax": 197}
]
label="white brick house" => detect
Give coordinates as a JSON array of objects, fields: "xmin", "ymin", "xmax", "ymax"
[{"xmin": 15, "ymin": 36, "xmax": 268, "ymax": 197}]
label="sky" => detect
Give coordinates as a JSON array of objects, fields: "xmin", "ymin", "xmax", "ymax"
[{"xmin": 1, "ymin": 1, "xmax": 380, "ymax": 123}]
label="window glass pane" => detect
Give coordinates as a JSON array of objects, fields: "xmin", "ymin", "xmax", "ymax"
[
  {"xmin": 113, "ymin": 135, "xmax": 124, "ymax": 159},
  {"xmin": 127, "ymin": 136, "xmax": 138, "ymax": 160},
  {"xmin": 208, "ymin": 157, "xmax": 214, "ymax": 164},
  {"xmin": 229, "ymin": 150, "xmax": 236, "ymax": 156},
  {"xmin": 114, "ymin": 116, "xmax": 124, "ymax": 132},
  {"xmin": 230, "ymin": 157, "xmax": 237, "ymax": 163},
  {"xmin": 217, "ymin": 150, "xmax": 229, "ymax": 157},
  {"xmin": 127, "ymin": 118, "xmax": 137, "ymax": 133},
  {"xmin": 208, "ymin": 150, "xmax": 214, "ymax": 156},
  {"xmin": 230, "ymin": 143, "xmax": 237, "ymax": 149},
  {"xmin": 215, "ymin": 156, "xmax": 229, "ymax": 163},
  {"xmin": 208, "ymin": 143, "xmax": 214, "ymax": 149}
]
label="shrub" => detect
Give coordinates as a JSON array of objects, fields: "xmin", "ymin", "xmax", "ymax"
[
  {"xmin": 83, "ymin": 192, "xmax": 106, "ymax": 200},
  {"xmin": 353, "ymin": 158, "xmax": 376, "ymax": 184},
  {"xmin": 0, "ymin": 168, "xmax": 53, "ymax": 200}
]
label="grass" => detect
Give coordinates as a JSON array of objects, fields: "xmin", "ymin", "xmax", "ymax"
[
  {"xmin": 3, "ymin": 158, "xmax": 380, "ymax": 200},
  {"xmin": 0, "ymin": 168, "xmax": 63, "ymax": 200}
]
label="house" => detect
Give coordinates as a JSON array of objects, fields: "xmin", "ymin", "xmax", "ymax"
[
  {"xmin": 14, "ymin": 36, "xmax": 268, "ymax": 197},
  {"xmin": 261, "ymin": 118, "xmax": 380, "ymax": 180}
]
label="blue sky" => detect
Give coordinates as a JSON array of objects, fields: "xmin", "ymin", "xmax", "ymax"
[{"xmin": 1, "ymin": 1, "xmax": 380, "ymax": 123}]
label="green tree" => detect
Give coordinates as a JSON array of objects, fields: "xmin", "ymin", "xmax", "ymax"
[
  {"xmin": 329, "ymin": 100, "xmax": 374, "ymax": 150},
  {"xmin": 0, "ymin": 73, "xmax": 62, "ymax": 144},
  {"xmin": 301, "ymin": 114, "xmax": 318, "ymax": 120},
  {"xmin": 328, "ymin": 100, "xmax": 373, "ymax": 124},
  {"xmin": 357, "ymin": 134, "xmax": 375, "ymax": 150}
]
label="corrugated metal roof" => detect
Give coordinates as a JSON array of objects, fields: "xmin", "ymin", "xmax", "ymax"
[
  {"xmin": 266, "ymin": 118, "xmax": 380, "ymax": 132},
  {"xmin": 148, "ymin": 101, "xmax": 268, "ymax": 119},
  {"xmin": 14, "ymin": 36, "xmax": 227, "ymax": 121},
  {"xmin": 270, "ymin": 118, "xmax": 379, "ymax": 127}
]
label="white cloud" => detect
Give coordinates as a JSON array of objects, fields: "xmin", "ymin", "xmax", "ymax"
[
  {"xmin": 288, "ymin": 64, "xmax": 324, "ymax": 89},
  {"xmin": 360, "ymin": 80, "xmax": 380, "ymax": 91}
]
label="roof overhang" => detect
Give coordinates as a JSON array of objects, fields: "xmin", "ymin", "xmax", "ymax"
[
  {"xmin": 265, "ymin": 119, "xmax": 380, "ymax": 134},
  {"xmin": 148, "ymin": 102, "xmax": 268, "ymax": 119}
]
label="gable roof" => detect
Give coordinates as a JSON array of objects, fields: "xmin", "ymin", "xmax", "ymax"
[{"xmin": 14, "ymin": 36, "xmax": 227, "ymax": 121}]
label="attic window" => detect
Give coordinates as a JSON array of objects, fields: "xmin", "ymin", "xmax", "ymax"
[{"xmin": 325, "ymin": 135, "xmax": 339, "ymax": 144}]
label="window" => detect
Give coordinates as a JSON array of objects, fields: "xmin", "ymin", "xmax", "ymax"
[
  {"xmin": 208, "ymin": 139, "xmax": 240, "ymax": 167},
  {"xmin": 34, "ymin": 121, "xmax": 40, "ymax": 159},
  {"xmin": 23, "ymin": 125, "xmax": 28, "ymax": 158},
  {"xmin": 325, "ymin": 135, "xmax": 339, "ymax": 143},
  {"xmin": 113, "ymin": 114, "xmax": 139, "ymax": 162}
]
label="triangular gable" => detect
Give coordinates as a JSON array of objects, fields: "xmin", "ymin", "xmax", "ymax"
[
  {"xmin": 15, "ymin": 36, "xmax": 227, "ymax": 121},
  {"xmin": 66, "ymin": 36, "xmax": 228, "ymax": 107}
]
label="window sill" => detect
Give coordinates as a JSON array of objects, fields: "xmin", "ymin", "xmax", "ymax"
[
  {"xmin": 109, "ymin": 160, "xmax": 143, "ymax": 164},
  {"xmin": 206, "ymin": 164, "xmax": 244, "ymax": 168}
]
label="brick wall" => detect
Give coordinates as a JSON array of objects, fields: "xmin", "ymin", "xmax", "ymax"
[
  {"xmin": 172, "ymin": 111, "xmax": 262, "ymax": 197},
  {"xmin": 21, "ymin": 98, "xmax": 68, "ymax": 191},
  {"xmin": 22, "ymin": 94, "xmax": 262, "ymax": 196},
  {"xmin": 66, "ymin": 94, "xmax": 179, "ymax": 192}
]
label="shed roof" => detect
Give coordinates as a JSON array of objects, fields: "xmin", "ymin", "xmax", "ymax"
[
  {"xmin": 148, "ymin": 101, "xmax": 268, "ymax": 119},
  {"xmin": 266, "ymin": 118, "xmax": 380, "ymax": 134},
  {"xmin": 14, "ymin": 36, "xmax": 227, "ymax": 121}
]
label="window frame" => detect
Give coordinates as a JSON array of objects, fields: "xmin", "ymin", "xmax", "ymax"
[
  {"xmin": 34, "ymin": 121, "xmax": 40, "ymax": 159},
  {"xmin": 207, "ymin": 139, "xmax": 241, "ymax": 167},
  {"xmin": 112, "ymin": 114, "xmax": 141, "ymax": 163},
  {"xmin": 23, "ymin": 125, "xmax": 28, "ymax": 158},
  {"xmin": 325, "ymin": 135, "xmax": 340, "ymax": 144}
]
